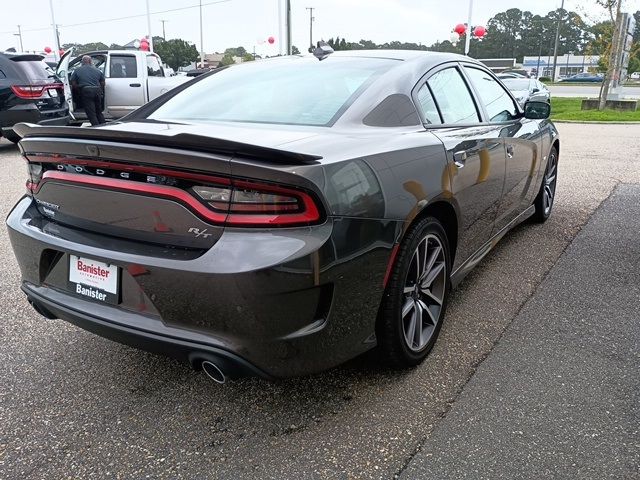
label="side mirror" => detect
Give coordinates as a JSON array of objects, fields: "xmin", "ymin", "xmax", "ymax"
[
  {"xmin": 523, "ymin": 101, "xmax": 550, "ymax": 119},
  {"xmin": 532, "ymin": 87, "xmax": 540, "ymax": 93}
]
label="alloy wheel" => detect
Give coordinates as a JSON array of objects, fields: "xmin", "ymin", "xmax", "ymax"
[
  {"xmin": 543, "ymin": 151, "xmax": 557, "ymax": 215},
  {"xmin": 401, "ymin": 234, "xmax": 447, "ymax": 352}
]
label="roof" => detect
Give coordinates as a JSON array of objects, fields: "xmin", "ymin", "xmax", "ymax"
[{"xmin": 330, "ymin": 49, "xmax": 471, "ymax": 63}]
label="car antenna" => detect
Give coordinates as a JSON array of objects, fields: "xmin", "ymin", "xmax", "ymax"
[{"xmin": 312, "ymin": 40, "xmax": 334, "ymax": 61}]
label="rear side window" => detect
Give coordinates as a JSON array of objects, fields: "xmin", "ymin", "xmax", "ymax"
[
  {"xmin": 426, "ymin": 67, "xmax": 479, "ymax": 124},
  {"xmin": 416, "ymin": 84, "xmax": 441, "ymax": 124},
  {"xmin": 12, "ymin": 60, "xmax": 51, "ymax": 80},
  {"xmin": 146, "ymin": 55, "xmax": 163, "ymax": 77},
  {"xmin": 464, "ymin": 67, "xmax": 519, "ymax": 122},
  {"xmin": 110, "ymin": 55, "xmax": 137, "ymax": 78}
]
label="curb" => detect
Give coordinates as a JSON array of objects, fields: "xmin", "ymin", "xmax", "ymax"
[{"xmin": 551, "ymin": 119, "xmax": 640, "ymax": 124}]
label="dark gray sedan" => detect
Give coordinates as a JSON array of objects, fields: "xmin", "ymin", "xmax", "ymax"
[{"xmin": 8, "ymin": 50, "xmax": 559, "ymax": 381}]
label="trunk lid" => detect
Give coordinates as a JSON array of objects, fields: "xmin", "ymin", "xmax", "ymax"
[{"xmin": 18, "ymin": 122, "xmax": 324, "ymax": 251}]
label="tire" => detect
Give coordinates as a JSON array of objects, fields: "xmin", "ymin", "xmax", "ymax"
[
  {"xmin": 377, "ymin": 216, "xmax": 451, "ymax": 368},
  {"xmin": 531, "ymin": 146, "xmax": 558, "ymax": 223}
]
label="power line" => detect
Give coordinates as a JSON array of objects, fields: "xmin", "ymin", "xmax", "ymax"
[{"xmin": 0, "ymin": 0, "xmax": 231, "ymax": 34}]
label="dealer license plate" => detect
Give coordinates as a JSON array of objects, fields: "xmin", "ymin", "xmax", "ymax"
[{"xmin": 68, "ymin": 255, "xmax": 120, "ymax": 304}]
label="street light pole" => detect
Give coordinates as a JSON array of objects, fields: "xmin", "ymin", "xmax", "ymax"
[
  {"xmin": 285, "ymin": 0, "xmax": 292, "ymax": 55},
  {"xmin": 48, "ymin": 0, "xmax": 61, "ymax": 61},
  {"xmin": 551, "ymin": 0, "xmax": 565, "ymax": 81},
  {"xmin": 14, "ymin": 25, "xmax": 24, "ymax": 52},
  {"xmin": 146, "ymin": 0, "xmax": 154, "ymax": 52},
  {"xmin": 306, "ymin": 7, "xmax": 314, "ymax": 51},
  {"xmin": 199, "ymin": 0, "xmax": 205, "ymax": 67},
  {"xmin": 464, "ymin": 0, "xmax": 474, "ymax": 56}
]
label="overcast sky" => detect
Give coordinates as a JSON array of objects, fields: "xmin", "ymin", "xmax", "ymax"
[{"xmin": 1, "ymin": 0, "xmax": 638, "ymax": 58}]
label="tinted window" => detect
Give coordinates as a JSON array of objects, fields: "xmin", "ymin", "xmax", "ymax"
[
  {"xmin": 110, "ymin": 55, "xmax": 137, "ymax": 78},
  {"xmin": 149, "ymin": 57, "xmax": 396, "ymax": 126},
  {"xmin": 146, "ymin": 55, "xmax": 163, "ymax": 77},
  {"xmin": 12, "ymin": 60, "xmax": 51, "ymax": 80},
  {"xmin": 417, "ymin": 84, "xmax": 441, "ymax": 124},
  {"xmin": 502, "ymin": 78, "xmax": 531, "ymax": 90},
  {"xmin": 427, "ymin": 68, "xmax": 479, "ymax": 124},
  {"xmin": 465, "ymin": 67, "xmax": 519, "ymax": 122}
]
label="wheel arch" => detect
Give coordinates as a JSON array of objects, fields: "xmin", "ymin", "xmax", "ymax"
[{"xmin": 383, "ymin": 199, "xmax": 459, "ymax": 289}]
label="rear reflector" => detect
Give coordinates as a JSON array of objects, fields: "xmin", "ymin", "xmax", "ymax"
[{"xmin": 25, "ymin": 155, "xmax": 324, "ymax": 227}]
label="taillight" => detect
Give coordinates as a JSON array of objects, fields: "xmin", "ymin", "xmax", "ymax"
[
  {"xmin": 192, "ymin": 180, "xmax": 322, "ymax": 226},
  {"xmin": 11, "ymin": 83, "xmax": 63, "ymax": 99},
  {"xmin": 24, "ymin": 155, "xmax": 324, "ymax": 227},
  {"xmin": 11, "ymin": 85, "xmax": 45, "ymax": 99}
]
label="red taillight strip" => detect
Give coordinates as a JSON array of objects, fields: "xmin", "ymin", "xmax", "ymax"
[
  {"xmin": 32, "ymin": 170, "xmax": 322, "ymax": 227},
  {"xmin": 34, "ymin": 171, "xmax": 228, "ymax": 224},
  {"xmin": 26, "ymin": 155, "xmax": 231, "ymax": 186}
]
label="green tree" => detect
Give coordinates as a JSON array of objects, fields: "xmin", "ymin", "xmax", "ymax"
[
  {"xmin": 61, "ymin": 42, "xmax": 109, "ymax": 55},
  {"xmin": 153, "ymin": 38, "xmax": 199, "ymax": 71},
  {"xmin": 220, "ymin": 53, "xmax": 235, "ymax": 66}
]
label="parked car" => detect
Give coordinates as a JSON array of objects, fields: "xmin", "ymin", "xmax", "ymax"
[
  {"xmin": 8, "ymin": 50, "xmax": 559, "ymax": 381},
  {"xmin": 56, "ymin": 49, "xmax": 190, "ymax": 124},
  {"xmin": 0, "ymin": 53, "xmax": 69, "ymax": 143},
  {"xmin": 500, "ymin": 69, "xmax": 530, "ymax": 78},
  {"xmin": 497, "ymin": 72, "xmax": 527, "ymax": 79},
  {"xmin": 559, "ymin": 72, "xmax": 603, "ymax": 83},
  {"xmin": 629, "ymin": 71, "xmax": 640, "ymax": 80},
  {"xmin": 501, "ymin": 78, "xmax": 550, "ymax": 106}
]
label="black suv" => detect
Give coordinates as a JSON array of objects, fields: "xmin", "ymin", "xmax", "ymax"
[{"xmin": 0, "ymin": 53, "xmax": 69, "ymax": 143}]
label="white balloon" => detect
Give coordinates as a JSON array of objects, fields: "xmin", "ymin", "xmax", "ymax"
[{"xmin": 450, "ymin": 32, "xmax": 459, "ymax": 44}]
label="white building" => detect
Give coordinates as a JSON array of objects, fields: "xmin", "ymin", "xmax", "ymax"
[{"xmin": 523, "ymin": 54, "xmax": 600, "ymax": 79}]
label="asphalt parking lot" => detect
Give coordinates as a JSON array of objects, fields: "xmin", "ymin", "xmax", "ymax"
[{"xmin": 1, "ymin": 123, "xmax": 638, "ymax": 479}]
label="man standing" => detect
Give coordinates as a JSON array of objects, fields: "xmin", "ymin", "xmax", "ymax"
[{"xmin": 70, "ymin": 56, "xmax": 106, "ymax": 126}]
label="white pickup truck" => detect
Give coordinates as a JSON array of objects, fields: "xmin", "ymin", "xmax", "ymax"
[{"xmin": 56, "ymin": 49, "xmax": 190, "ymax": 124}]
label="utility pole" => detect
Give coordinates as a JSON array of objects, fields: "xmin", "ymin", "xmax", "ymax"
[
  {"xmin": 286, "ymin": 0, "xmax": 292, "ymax": 55},
  {"xmin": 464, "ymin": 0, "xmax": 473, "ymax": 56},
  {"xmin": 278, "ymin": 0, "xmax": 284, "ymax": 55},
  {"xmin": 160, "ymin": 20, "xmax": 167, "ymax": 40},
  {"xmin": 48, "ymin": 0, "xmax": 61, "ymax": 61},
  {"xmin": 14, "ymin": 25, "xmax": 24, "ymax": 52},
  {"xmin": 551, "ymin": 0, "xmax": 565, "ymax": 81},
  {"xmin": 306, "ymin": 7, "xmax": 315, "ymax": 51},
  {"xmin": 199, "ymin": 0, "xmax": 205, "ymax": 67},
  {"xmin": 146, "ymin": 0, "xmax": 154, "ymax": 52}
]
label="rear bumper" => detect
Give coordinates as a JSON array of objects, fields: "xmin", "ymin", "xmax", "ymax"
[
  {"xmin": 7, "ymin": 196, "xmax": 400, "ymax": 378},
  {"xmin": 0, "ymin": 103, "xmax": 69, "ymax": 133},
  {"xmin": 23, "ymin": 283, "xmax": 271, "ymax": 379}
]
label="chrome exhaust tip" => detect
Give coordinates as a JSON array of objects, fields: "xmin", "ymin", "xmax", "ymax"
[{"xmin": 201, "ymin": 360, "xmax": 226, "ymax": 384}]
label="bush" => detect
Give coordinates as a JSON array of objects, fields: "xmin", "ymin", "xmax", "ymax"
[{"xmin": 539, "ymin": 76, "xmax": 551, "ymax": 83}]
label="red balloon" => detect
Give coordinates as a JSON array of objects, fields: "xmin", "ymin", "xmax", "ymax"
[
  {"xmin": 267, "ymin": 36, "xmax": 275, "ymax": 45},
  {"xmin": 473, "ymin": 25, "xmax": 486, "ymax": 38},
  {"xmin": 140, "ymin": 39, "xmax": 150, "ymax": 51},
  {"xmin": 44, "ymin": 46, "xmax": 52, "ymax": 53},
  {"xmin": 454, "ymin": 23, "xmax": 467, "ymax": 35},
  {"xmin": 59, "ymin": 49, "xmax": 65, "ymax": 56}
]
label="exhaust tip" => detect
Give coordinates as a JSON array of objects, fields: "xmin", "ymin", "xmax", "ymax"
[{"xmin": 201, "ymin": 360, "xmax": 226, "ymax": 384}]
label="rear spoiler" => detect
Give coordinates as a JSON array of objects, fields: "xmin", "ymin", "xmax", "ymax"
[{"xmin": 13, "ymin": 123, "xmax": 323, "ymax": 165}]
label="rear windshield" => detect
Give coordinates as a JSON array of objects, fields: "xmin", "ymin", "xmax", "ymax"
[
  {"xmin": 149, "ymin": 57, "xmax": 396, "ymax": 126},
  {"xmin": 502, "ymin": 78, "xmax": 531, "ymax": 90},
  {"xmin": 12, "ymin": 59, "xmax": 53, "ymax": 80}
]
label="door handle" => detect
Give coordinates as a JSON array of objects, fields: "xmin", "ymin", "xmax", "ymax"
[
  {"xmin": 453, "ymin": 150, "xmax": 467, "ymax": 168},
  {"xmin": 129, "ymin": 83, "xmax": 141, "ymax": 87},
  {"xmin": 506, "ymin": 144, "xmax": 514, "ymax": 158}
]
